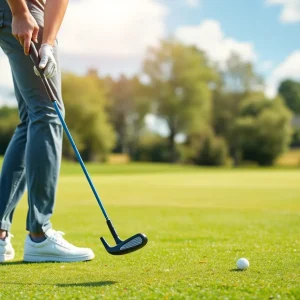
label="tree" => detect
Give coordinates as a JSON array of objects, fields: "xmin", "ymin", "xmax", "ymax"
[
  {"xmin": 132, "ymin": 132, "xmax": 171, "ymax": 162},
  {"xmin": 144, "ymin": 40, "xmax": 216, "ymax": 162},
  {"xmin": 105, "ymin": 75, "xmax": 150, "ymax": 156},
  {"xmin": 212, "ymin": 53, "xmax": 263, "ymax": 165},
  {"xmin": 183, "ymin": 127, "xmax": 228, "ymax": 166},
  {"xmin": 62, "ymin": 73, "xmax": 115, "ymax": 161},
  {"xmin": 222, "ymin": 53, "xmax": 263, "ymax": 93},
  {"xmin": 278, "ymin": 79, "xmax": 300, "ymax": 114},
  {"xmin": 235, "ymin": 94, "xmax": 292, "ymax": 165}
]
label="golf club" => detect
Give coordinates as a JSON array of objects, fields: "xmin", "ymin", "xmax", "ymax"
[{"xmin": 29, "ymin": 42, "xmax": 148, "ymax": 255}]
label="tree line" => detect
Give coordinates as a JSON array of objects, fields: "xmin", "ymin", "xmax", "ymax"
[{"xmin": 0, "ymin": 40, "xmax": 299, "ymax": 166}]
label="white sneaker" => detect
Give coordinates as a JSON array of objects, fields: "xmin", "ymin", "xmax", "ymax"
[
  {"xmin": 0, "ymin": 233, "xmax": 15, "ymax": 262},
  {"xmin": 23, "ymin": 229, "xmax": 95, "ymax": 262}
]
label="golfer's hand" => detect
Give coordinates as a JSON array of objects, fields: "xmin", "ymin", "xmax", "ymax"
[
  {"xmin": 12, "ymin": 12, "xmax": 39, "ymax": 55},
  {"xmin": 34, "ymin": 44, "xmax": 57, "ymax": 79}
]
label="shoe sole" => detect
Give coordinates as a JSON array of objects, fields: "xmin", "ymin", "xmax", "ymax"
[
  {"xmin": 0, "ymin": 253, "xmax": 15, "ymax": 262},
  {"xmin": 23, "ymin": 253, "xmax": 95, "ymax": 263}
]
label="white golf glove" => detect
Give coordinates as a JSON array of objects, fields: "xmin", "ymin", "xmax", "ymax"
[{"xmin": 34, "ymin": 43, "xmax": 57, "ymax": 78}]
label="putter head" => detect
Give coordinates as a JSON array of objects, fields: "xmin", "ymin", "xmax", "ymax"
[{"xmin": 100, "ymin": 233, "xmax": 148, "ymax": 255}]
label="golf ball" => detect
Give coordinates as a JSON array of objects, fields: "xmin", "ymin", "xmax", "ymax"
[{"xmin": 236, "ymin": 258, "xmax": 249, "ymax": 270}]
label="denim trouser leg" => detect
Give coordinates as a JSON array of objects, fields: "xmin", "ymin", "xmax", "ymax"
[
  {"xmin": 0, "ymin": 75, "xmax": 28, "ymax": 231},
  {"xmin": 0, "ymin": 7, "xmax": 65, "ymax": 233}
]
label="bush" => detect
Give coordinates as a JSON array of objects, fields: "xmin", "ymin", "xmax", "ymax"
[
  {"xmin": 194, "ymin": 134, "xmax": 228, "ymax": 166},
  {"xmin": 132, "ymin": 134, "xmax": 172, "ymax": 162},
  {"xmin": 290, "ymin": 128, "xmax": 300, "ymax": 147},
  {"xmin": 235, "ymin": 95, "xmax": 292, "ymax": 166},
  {"xmin": 184, "ymin": 129, "xmax": 228, "ymax": 166},
  {"xmin": 62, "ymin": 73, "xmax": 115, "ymax": 162}
]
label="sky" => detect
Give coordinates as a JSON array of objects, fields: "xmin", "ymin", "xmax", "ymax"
[{"xmin": 0, "ymin": 0, "xmax": 300, "ymax": 106}]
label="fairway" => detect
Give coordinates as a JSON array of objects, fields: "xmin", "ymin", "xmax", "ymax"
[{"xmin": 0, "ymin": 163, "xmax": 300, "ymax": 299}]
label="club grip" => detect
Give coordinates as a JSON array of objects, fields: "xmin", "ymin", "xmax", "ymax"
[
  {"xmin": 29, "ymin": 41, "xmax": 40, "ymax": 69},
  {"xmin": 29, "ymin": 41, "xmax": 57, "ymax": 103}
]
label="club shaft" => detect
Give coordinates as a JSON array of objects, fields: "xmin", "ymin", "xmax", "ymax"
[
  {"xmin": 52, "ymin": 100, "xmax": 109, "ymax": 220},
  {"xmin": 29, "ymin": 41, "xmax": 118, "ymax": 233}
]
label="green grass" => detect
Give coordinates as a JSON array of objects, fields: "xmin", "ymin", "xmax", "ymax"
[{"xmin": 0, "ymin": 162, "xmax": 300, "ymax": 299}]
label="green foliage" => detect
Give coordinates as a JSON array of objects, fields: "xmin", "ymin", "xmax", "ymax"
[
  {"xmin": 195, "ymin": 134, "xmax": 228, "ymax": 166},
  {"xmin": 0, "ymin": 44, "xmax": 295, "ymax": 168},
  {"xmin": 235, "ymin": 94, "xmax": 292, "ymax": 165},
  {"xmin": 105, "ymin": 75, "xmax": 150, "ymax": 156},
  {"xmin": 278, "ymin": 79, "xmax": 300, "ymax": 114},
  {"xmin": 0, "ymin": 107, "xmax": 19, "ymax": 155},
  {"xmin": 212, "ymin": 54, "xmax": 266, "ymax": 165},
  {"xmin": 62, "ymin": 73, "xmax": 115, "ymax": 161},
  {"xmin": 144, "ymin": 40, "xmax": 217, "ymax": 162},
  {"xmin": 213, "ymin": 90, "xmax": 242, "ymax": 142},
  {"xmin": 132, "ymin": 133, "xmax": 172, "ymax": 162},
  {"xmin": 213, "ymin": 54, "xmax": 264, "ymax": 161},
  {"xmin": 184, "ymin": 129, "xmax": 228, "ymax": 166},
  {"xmin": 291, "ymin": 128, "xmax": 300, "ymax": 147},
  {"xmin": 223, "ymin": 53, "xmax": 263, "ymax": 93}
]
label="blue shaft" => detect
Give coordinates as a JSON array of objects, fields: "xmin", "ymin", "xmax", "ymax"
[{"xmin": 53, "ymin": 100, "xmax": 109, "ymax": 220}]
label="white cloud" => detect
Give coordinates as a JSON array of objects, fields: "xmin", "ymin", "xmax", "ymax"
[
  {"xmin": 0, "ymin": 0, "xmax": 168, "ymax": 106},
  {"xmin": 260, "ymin": 60, "xmax": 274, "ymax": 72},
  {"xmin": 60, "ymin": 0, "xmax": 168, "ymax": 57},
  {"xmin": 265, "ymin": 51, "xmax": 300, "ymax": 98},
  {"xmin": 267, "ymin": 0, "xmax": 300, "ymax": 23},
  {"xmin": 175, "ymin": 20, "xmax": 257, "ymax": 67},
  {"xmin": 185, "ymin": 0, "xmax": 200, "ymax": 7}
]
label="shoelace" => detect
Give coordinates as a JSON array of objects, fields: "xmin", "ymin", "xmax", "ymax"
[{"xmin": 49, "ymin": 230, "xmax": 73, "ymax": 248}]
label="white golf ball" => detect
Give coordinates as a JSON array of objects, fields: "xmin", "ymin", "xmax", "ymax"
[{"xmin": 236, "ymin": 258, "xmax": 249, "ymax": 270}]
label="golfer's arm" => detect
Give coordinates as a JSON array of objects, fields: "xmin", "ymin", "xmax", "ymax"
[
  {"xmin": 42, "ymin": 0, "xmax": 69, "ymax": 46},
  {"xmin": 6, "ymin": 0, "xmax": 29, "ymax": 15}
]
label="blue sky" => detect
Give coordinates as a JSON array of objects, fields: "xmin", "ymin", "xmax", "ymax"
[
  {"xmin": 0, "ymin": 0, "xmax": 300, "ymax": 105},
  {"xmin": 165, "ymin": 0, "xmax": 300, "ymax": 78},
  {"xmin": 168, "ymin": 0, "xmax": 299, "ymax": 64}
]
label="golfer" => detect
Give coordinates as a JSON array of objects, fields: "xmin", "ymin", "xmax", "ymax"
[{"xmin": 0, "ymin": 0, "xmax": 94, "ymax": 262}]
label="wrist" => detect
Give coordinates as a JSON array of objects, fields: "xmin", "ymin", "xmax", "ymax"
[
  {"xmin": 41, "ymin": 43, "xmax": 53, "ymax": 49},
  {"xmin": 41, "ymin": 38, "xmax": 55, "ymax": 47},
  {"xmin": 10, "ymin": 4, "xmax": 29, "ymax": 17}
]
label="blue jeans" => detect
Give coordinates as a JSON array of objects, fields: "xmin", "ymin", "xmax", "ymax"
[{"xmin": 0, "ymin": 2, "xmax": 65, "ymax": 233}]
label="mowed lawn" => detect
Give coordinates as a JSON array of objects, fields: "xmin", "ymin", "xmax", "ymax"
[{"xmin": 0, "ymin": 162, "xmax": 300, "ymax": 299}]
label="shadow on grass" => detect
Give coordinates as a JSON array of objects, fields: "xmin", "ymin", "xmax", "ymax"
[
  {"xmin": 57, "ymin": 281, "xmax": 116, "ymax": 287},
  {"xmin": 3, "ymin": 281, "xmax": 116, "ymax": 287},
  {"xmin": 230, "ymin": 268, "xmax": 247, "ymax": 272},
  {"xmin": 0, "ymin": 260, "xmax": 30, "ymax": 265}
]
